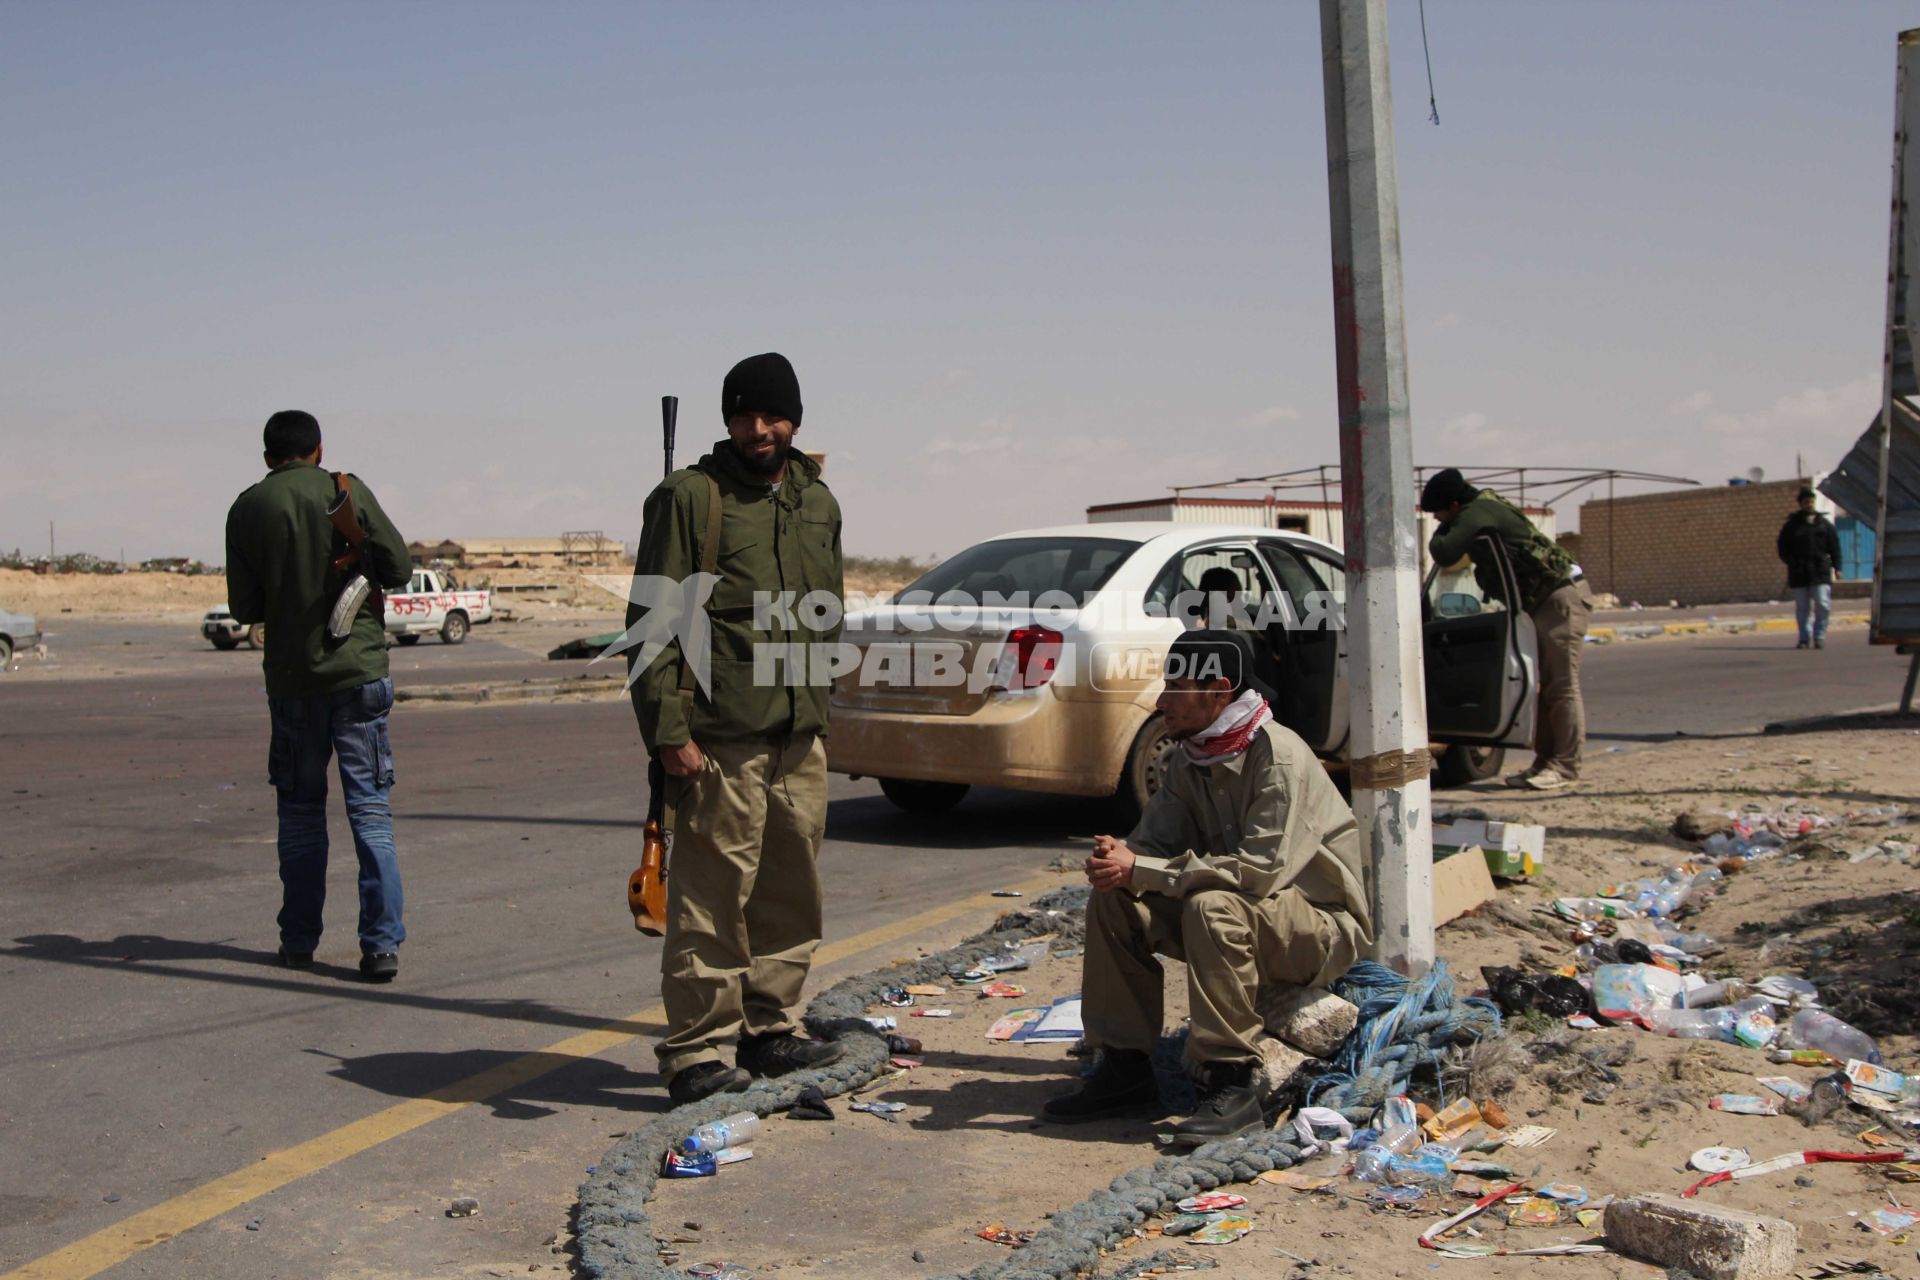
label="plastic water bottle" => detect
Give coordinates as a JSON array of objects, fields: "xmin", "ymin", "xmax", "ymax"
[
  {"xmin": 1647, "ymin": 884, "xmax": 1689, "ymax": 918},
  {"xmin": 1648, "ymin": 1007, "xmax": 1736, "ymax": 1041},
  {"xmin": 1351, "ymin": 1124, "xmax": 1424, "ymax": 1183},
  {"xmin": 1690, "ymin": 866, "xmax": 1724, "ymax": 888},
  {"xmin": 680, "ymin": 1111, "xmax": 761, "ymax": 1155},
  {"xmin": 1781, "ymin": 1009, "xmax": 1880, "ymax": 1065},
  {"xmin": 1386, "ymin": 1147, "xmax": 1455, "ymax": 1189}
]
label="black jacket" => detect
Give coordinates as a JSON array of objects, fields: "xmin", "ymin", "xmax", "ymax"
[{"xmin": 1776, "ymin": 510, "xmax": 1842, "ymax": 589}]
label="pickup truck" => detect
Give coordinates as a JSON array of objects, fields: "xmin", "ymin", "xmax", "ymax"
[{"xmin": 386, "ymin": 568, "xmax": 493, "ymax": 645}]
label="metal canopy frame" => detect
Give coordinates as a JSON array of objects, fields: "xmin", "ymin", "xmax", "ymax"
[{"xmin": 1169, "ymin": 464, "xmax": 1699, "ymax": 514}]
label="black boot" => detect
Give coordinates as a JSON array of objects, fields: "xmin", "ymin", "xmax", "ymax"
[
  {"xmin": 736, "ymin": 1031, "xmax": 845, "ymax": 1078},
  {"xmin": 667, "ymin": 1060, "xmax": 753, "ymax": 1105},
  {"xmin": 1170, "ymin": 1061, "xmax": 1264, "ymax": 1144},
  {"xmin": 1042, "ymin": 1048, "xmax": 1159, "ymax": 1123}
]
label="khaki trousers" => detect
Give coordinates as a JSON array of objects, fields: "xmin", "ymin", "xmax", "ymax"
[
  {"xmin": 1083, "ymin": 885, "xmax": 1343, "ymax": 1070},
  {"xmin": 656, "ymin": 735, "xmax": 827, "ymax": 1081},
  {"xmin": 1529, "ymin": 581, "xmax": 1592, "ymax": 779}
]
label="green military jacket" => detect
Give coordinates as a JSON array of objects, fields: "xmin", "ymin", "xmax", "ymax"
[
  {"xmin": 1127, "ymin": 720, "xmax": 1374, "ymax": 963},
  {"xmin": 225, "ymin": 461, "xmax": 413, "ymax": 698},
  {"xmin": 1428, "ymin": 489, "xmax": 1573, "ymax": 614},
  {"xmin": 627, "ymin": 441, "xmax": 843, "ymax": 751}
]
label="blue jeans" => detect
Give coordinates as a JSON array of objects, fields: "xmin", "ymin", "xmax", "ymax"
[
  {"xmin": 267, "ymin": 676, "xmax": 405, "ymax": 954},
  {"xmin": 1793, "ymin": 584, "xmax": 1832, "ymax": 646}
]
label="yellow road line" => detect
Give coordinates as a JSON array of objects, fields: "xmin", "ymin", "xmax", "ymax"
[{"xmin": 3, "ymin": 871, "xmax": 1064, "ymax": 1280}]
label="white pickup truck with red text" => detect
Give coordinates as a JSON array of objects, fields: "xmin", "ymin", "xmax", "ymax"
[{"xmin": 385, "ymin": 569, "xmax": 494, "ymax": 645}]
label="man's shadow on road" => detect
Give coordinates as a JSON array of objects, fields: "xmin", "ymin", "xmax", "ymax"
[
  {"xmin": 312, "ymin": 1046, "xmax": 675, "ymax": 1120},
  {"xmin": 6, "ymin": 934, "xmax": 652, "ymax": 1038}
]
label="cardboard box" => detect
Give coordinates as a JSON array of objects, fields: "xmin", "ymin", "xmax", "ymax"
[{"xmin": 1434, "ymin": 818, "xmax": 1544, "ymax": 879}]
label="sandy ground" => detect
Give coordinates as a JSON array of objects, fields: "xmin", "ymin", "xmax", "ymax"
[{"xmin": 631, "ymin": 725, "xmax": 1920, "ymax": 1280}]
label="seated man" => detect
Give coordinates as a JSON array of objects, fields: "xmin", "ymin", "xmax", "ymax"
[{"xmin": 1044, "ymin": 630, "xmax": 1372, "ymax": 1144}]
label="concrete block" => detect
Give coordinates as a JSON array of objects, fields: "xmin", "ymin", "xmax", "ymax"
[
  {"xmin": 1604, "ymin": 1193, "xmax": 1797, "ymax": 1280},
  {"xmin": 1252, "ymin": 1034, "xmax": 1308, "ymax": 1099},
  {"xmin": 1257, "ymin": 985, "xmax": 1358, "ymax": 1059}
]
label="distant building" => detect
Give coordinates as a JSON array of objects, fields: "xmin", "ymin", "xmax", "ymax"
[
  {"xmin": 1578, "ymin": 476, "xmax": 1868, "ymax": 605},
  {"xmin": 406, "ymin": 536, "xmax": 624, "ymax": 570}
]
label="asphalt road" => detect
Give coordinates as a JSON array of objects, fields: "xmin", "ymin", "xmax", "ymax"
[{"xmin": 0, "ymin": 618, "xmax": 1905, "ymax": 1278}]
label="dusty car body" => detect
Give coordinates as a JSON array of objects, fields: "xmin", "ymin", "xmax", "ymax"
[
  {"xmin": 0, "ymin": 606, "xmax": 42, "ymax": 668},
  {"xmin": 826, "ymin": 523, "xmax": 1540, "ymax": 815}
]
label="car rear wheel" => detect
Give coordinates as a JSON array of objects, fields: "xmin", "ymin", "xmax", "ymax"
[
  {"xmin": 246, "ymin": 623, "xmax": 266, "ymax": 649},
  {"xmin": 1112, "ymin": 713, "xmax": 1173, "ymax": 828},
  {"xmin": 395, "ymin": 634, "xmax": 422, "ymax": 646},
  {"xmin": 1435, "ymin": 743, "xmax": 1506, "ymax": 787},
  {"xmin": 878, "ymin": 777, "xmax": 970, "ymax": 815},
  {"xmin": 210, "ymin": 635, "xmax": 239, "ymax": 651},
  {"xmin": 0, "ymin": 636, "xmax": 12, "ymax": 666},
  {"xmin": 441, "ymin": 612, "xmax": 469, "ymax": 644}
]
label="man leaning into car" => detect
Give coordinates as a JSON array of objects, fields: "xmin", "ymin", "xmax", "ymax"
[{"xmin": 1043, "ymin": 629, "xmax": 1372, "ymax": 1144}]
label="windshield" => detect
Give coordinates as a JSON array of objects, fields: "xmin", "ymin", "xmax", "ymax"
[{"xmin": 900, "ymin": 536, "xmax": 1138, "ymax": 606}]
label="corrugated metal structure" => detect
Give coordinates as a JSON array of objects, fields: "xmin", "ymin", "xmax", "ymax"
[{"xmin": 1822, "ymin": 28, "xmax": 1920, "ymax": 662}]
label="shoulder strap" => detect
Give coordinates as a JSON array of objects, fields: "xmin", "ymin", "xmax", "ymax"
[
  {"xmin": 678, "ymin": 473, "xmax": 724, "ymax": 700},
  {"xmin": 325, "ymin": 472, "xmax": 367, "ymax": 548}
]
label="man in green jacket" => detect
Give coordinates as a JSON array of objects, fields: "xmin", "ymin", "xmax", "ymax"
[
  {"xmin": 1420, "ymin": 468, "xmax": 1592, "ymax": 790},
  {"xmin": 225, "ymin": 411, "xmax": 414, "ymax": 980},
  {"xmin": 1044, "ymin": 631, "xmax": 1372, "ymax": 1144},
  {"xmin": 627, "ymin": 353, "xmax": 846, "ymax": 1105}
]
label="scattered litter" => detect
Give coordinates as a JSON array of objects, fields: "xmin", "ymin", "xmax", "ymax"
[
  {"xmin": 1110, "ymin": 1247, "xmax": 1218, "ymax": 1278},
  {"xmin": 1771, "ymin": 1048, "xmax": 1842, "ymax": 1068},
  {"xmin": 1536, "ymin": 1183, "xmax": 1589, "ymax": 1205},
  {"xmin": 1709, "ymin": 1094, "xmax": 1781, "ymax": 1116},
  {"xmin": 863, "ymin": 1016, "xmax": 897, "ymax": 1031},
  {"xmin": 886, "ymin": 1034, "xmax": 923, "ymax": 1055},
  {"xmin": 1162, "ymin": 1213, "xmax": 1214, "ymax": 1237},
  {"xmin": 880, "ymin": 987, "xmax": 915, "ymax": 1008},
  {"xmin": 1369, "ymin": 1184, "xmax": 1427, "ymax": 1205},
  {"xmin": 889, "ymin": 1055, "xmax": 923, "ymax": 1069},
  {"xmin": 980, "ymin": 982, "xmax": 1028, "ymax": 999},
  {"xmin": 1683, "ymin": 1149, "xmax": 1915, "ymax": 1198},
  {"xmin": 849, "ymin": 1101, "xmax": 906, "ymax": 1120},
  {"xmin": 1501, "ymin": 1125, "xmax": 1557, "ymax": 1149},
  {"xmin": 1690, "ymin": 1147, "xmax": 1753, "ymax": 1174},
  {"xmin": 1861, "ymin": 1208, "xmax": 1917, "ymax": 1236},
  {"xmin": 976, "ymin": 1223, "xmax": 1033, "ymax": 1247},
  {"xmin": 1508, "ymin": 1197, "xmax": 1562, "ymax": 1227},
  {"xmin": 904, "ymin": 984, "xmax": 946, "ymax": 997},
  {"xmin": 1419, "ymin": 1182, "xmax": 1607, "ymax": 1258},
  {"xmin": 991, "ymin": 890, "xmax": 1024, "ymax": 897},
  {"xmin": 1186, "ymin": 1216, "xmax": 1255, "ymax": 1246},
  {"xmin": 1007, "ymin": 995, "xmax": 1084, "ymax": 1042},
  {"xmin": 985, "ymin": 1007, "xmax": 1048, "ymax": 1041},
  {"xmin": 1424, "ymin": 1099, "xmax": 1482, "ymax": 1143},
  {"xmin": 788, "ymin": 1085, "xmax": 834, "ymax": 1121},
  {"xmin": 1759, "ymin": 1076, "xmax": 1813, "ymax": 1105},
  {"xmin": 663, "ymin": 1149, "xmax": 716, "ymax": 1178},
  {"xmin": 1291, "ymin": 1107, "xmax": 1354, "ymax": 1156},
  {"xmin": 245, "ymin": 1219, "xmax": 262, "ymax": 1232},
  {"xmin": 1176, "ymin": 1193, "xmax": 1247, "ymax": 1214},
  {"xmin": 1256, "ymin": 1169, "xmax": 1336, "ymax": 1191},
  {"xmin": 447, "ymin": 1197, "xmax": 480, "ymax": 1218},
  {"xmin": 1843, "ymin": 1061, "xmax": 1908, "ymax": 1099},
  {"xmin": 912, "ymin": 1008, "xmax": 953, "ymax": 1017},
  {"xmin": 684, "ymin": 1265, "xmax": 753, "ymax": 1280}
]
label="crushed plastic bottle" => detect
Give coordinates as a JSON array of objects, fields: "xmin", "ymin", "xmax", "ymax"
[
  {"xmin": 1780, "ymin": 1009, "xmax": 1880, "ymax": 1065},
  {"xmin": 1351, "ymin": 1124, "xmax": 1425, "ymax": 1183},
  {"xmin": 1648, "ymin": 1007, "xmax": 1736, "ymax": 1041},
  {"xmin": 680, "ymin": 1111, "xmax": 761, "ymax": 1155}
]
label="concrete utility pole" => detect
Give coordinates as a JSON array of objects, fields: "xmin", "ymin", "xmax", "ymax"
[{"xmin": 1319, "ymin": 0, "xmax": 1434, "ymax": 974}]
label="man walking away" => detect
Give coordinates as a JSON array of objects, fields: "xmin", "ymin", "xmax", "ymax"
[
  {"xmin": 225, "ymin": 411, "xmax": 414, "ymax": 981},
  {"xmin": 1043, "ymin": 630, "xmax": 1371, "ymax": 1146},
  {"xmin": 1777, "ymin": 486, "xmax": 1843, "ymax": 650},
  {"xmin": 1420, "ymin": 468, "xmax": 1591, "ymax": 791},
  {"xmin": 627, "ymin": 353, "xmax": 846, "ymax": 1105}
]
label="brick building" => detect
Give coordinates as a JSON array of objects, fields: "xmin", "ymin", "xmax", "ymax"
[{"xmin": 1578, "ymin": 477, "xmax": 1863, "ymax": 605}]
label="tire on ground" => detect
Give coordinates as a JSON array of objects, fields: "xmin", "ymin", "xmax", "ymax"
[
  {"xmin": 1111, "ymin": 712, "xmax": 1172, "ymax": 828},
  {"xmin": 1434, "ymin": 743, "xmax": 1505, "ymax": 787},
  {"xmin": 440, "ymin": 611, "xmax": 469, "ymax": 644},
  {"xmin": 210, "ymin": 635, "xmax": 239, "ymax": 651}
]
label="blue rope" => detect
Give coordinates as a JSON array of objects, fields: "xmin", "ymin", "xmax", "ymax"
[{"xmin": 1304, "ymin": 959, "xmax": 1501, "ymax": 1114}]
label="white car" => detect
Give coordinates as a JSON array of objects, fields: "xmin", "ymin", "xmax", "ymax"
[
  {"xmin": 826, "ymin": 522, "xmax": 1540, "ymax": 815},
  {"xmin": 201, "ymin": 605, "xmax": 264, "ymax": 651}
]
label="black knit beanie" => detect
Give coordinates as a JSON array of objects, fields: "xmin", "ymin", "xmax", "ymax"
[
  {"xmin": 721, "ymin": 352, "xmax": 803, "ymax": 428},
  {"xmin": 1420, "ymin": 467, "xmax": 1477, "ymax": 513}
]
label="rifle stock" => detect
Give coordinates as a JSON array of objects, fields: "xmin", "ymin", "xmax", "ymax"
[{"xmin": 628, "ymin": 395, "xmax": 681, "ymax": 933}]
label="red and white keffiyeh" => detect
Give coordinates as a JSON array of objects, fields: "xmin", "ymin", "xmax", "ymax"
[{"xmin": 1182, "ymin": 688, "xmax": 1272, "ymax": 764}]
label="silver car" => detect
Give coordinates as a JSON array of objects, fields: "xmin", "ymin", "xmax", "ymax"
[
  {"xmin": 0, "ymin": 606, "xmax": 42, "ymax": 669},
  {"xmin": 826, "ymin": 522, "xmax": 1540, "ymax": 815}
]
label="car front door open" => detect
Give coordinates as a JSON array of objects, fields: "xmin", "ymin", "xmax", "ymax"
[{"xmin": 1423, "ymin": 533, "xmax": 1538, "ymax": 748}]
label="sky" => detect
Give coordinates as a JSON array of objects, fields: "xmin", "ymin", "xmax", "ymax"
[{"xmin": 1, "ymin": 1, "xmax": 1910, "ymax": 566}]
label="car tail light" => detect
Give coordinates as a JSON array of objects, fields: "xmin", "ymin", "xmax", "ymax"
[{"xmin": 1001, "ymin": 626, "xmax": 1063, "ymax": 690}]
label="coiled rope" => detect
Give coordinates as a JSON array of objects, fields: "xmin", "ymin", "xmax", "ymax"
[{"xmin": 576, "ymin": 898, "xmax": 1500, "ymax": 1280}]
